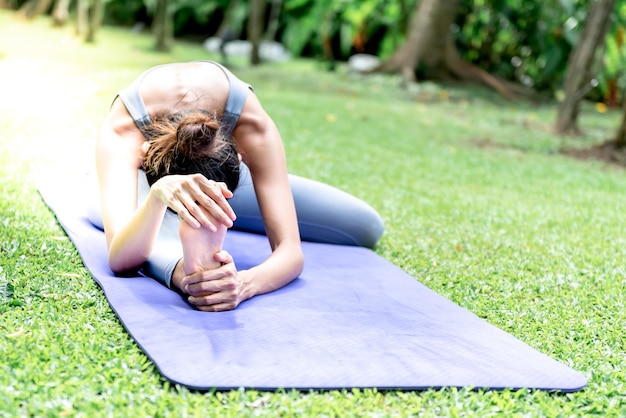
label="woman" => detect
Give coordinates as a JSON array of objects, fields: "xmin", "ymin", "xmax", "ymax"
[{"xmin": 94, "ymin": 60, "xmax": 384, "ymax": 312}]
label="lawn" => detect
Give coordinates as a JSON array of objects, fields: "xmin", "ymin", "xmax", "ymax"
[{"xmin": 1, "ymin": 10, "xmax": 625, "ymax": 417}]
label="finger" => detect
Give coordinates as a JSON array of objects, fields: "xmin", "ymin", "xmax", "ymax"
[
  {"xmin": 189, "ymin": 289, "xmax": 237, "ymax": 308},
  {"xmin": 196, "ymin": 197, "xmax": 233, "ymax": 229},
  {"xmin": 196, "ymin": 176, "xmax": 236, "ymax": 223},
  {"xmin": 174, "ymin": 188, "xmax": 217, "ymax": 231},
  {"xmin": 161, "ymin": 187, "xmax": 207, "ymax": 229},
  {"xmin": 186, "ymin": 280, "xmax": 222, "ymax": 296},
  {"xmin": 172, "ymin": 205, "xmax": 201, "ymax": 229},
  {"xmin": 196, "ymin": 301, "xmax": 238, "ymax": 312},
  {"xmin": 187, "ymin": 275, "xmax": 236, "ymax": 296},
  {"xmin": 213, "ymin": 250, "xmax": 233, "ymax": 265},
  {"xmin": 183, "ymin": 267, "xmax": 225, "ymax": 287},
  {"xmin": 217, "ymin": 181, "xmax": 234, "ymax": 199}
]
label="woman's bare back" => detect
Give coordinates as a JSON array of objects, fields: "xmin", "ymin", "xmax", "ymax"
[{"xmin": 138, "ymin": 62, "xmax": 231, "ymax": 121}]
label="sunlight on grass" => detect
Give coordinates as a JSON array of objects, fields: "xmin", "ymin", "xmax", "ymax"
[{"xmin": 1, "ymin": 9, "xmax": 625, "ymax": 417}]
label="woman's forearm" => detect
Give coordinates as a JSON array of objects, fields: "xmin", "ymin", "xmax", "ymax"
[
  {"xmin": 240, "ymin": 239, "xmax": 304, "ymax": 300},
  {"xmin": 107, "ymin": 191, "xmax": 168, "ymax": 273}
]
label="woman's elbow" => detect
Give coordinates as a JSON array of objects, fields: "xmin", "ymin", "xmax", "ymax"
[
  {"xmin": 108, "ymin": 257, "xmax": 131, "ymax": 275},
  {"xmin": 108, "ymin": 253, "xmax": 145, "ymax": 276},
  {"xmin": 292, "ymin": 245, "xmax": 305, "ymax": 278}
]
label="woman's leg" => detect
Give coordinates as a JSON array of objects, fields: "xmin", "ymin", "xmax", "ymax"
[
  {"xmin": 178, "ymin": 213, "xmax": 226, "ymax": 275},
  {"xmin": 229, "ymin": 164, "xmax": 384, "ymax": 248}
]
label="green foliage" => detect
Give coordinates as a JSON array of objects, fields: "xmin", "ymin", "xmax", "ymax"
[
  {"xmin": 105, "ymin": 0, "xmax": 231, "ymax": 35},
  {"xmin": 76, "ymin": 0, "xmax": 626, "ymax": 99},
  {"xmin": 457, "ymin": 0, "xmax": 626, "ymax": 98},
  {"xmin": 456, "ymin": 0, "xmax": 585, "ymax": 91},
  {"xmin": 5, "ymin": 0, "xmax": 626, "ymax": 97},
  {"xmin": 104, "ymin": 0, "xmax": 146, "ymax": 26},
  {"xmin": 280, "ymin": 0, "xmax": 410, "ymax": 59},
  {"xmin": 281, "ymin": 0, "xmax": 332, "ymax": 56},
  {"xmin": 1, "ymin": 10, "xmax": 626, "ymax": 417},
  {"xmin": 595, "ymin": 3, "xmax": 626, "ymax": 103}
]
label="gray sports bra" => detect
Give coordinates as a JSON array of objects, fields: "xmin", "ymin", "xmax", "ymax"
[{"xmin": 116, "ymin": 61, "xmax": 253, "ymax": 138}]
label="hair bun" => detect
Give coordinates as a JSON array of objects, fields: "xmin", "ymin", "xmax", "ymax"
[{"xmin": 175, "ymin": 114, "xmax": 221, "ymax": 159}]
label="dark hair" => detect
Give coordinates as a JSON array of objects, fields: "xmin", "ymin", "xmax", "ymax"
[{"xmin": 142, "ymin": 111, "xmax": 240, "ymax": 192}]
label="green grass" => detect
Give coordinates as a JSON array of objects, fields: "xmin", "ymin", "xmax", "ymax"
[{"xmin": 1, "ymin": 10, "xmax": 626, "ymax": 417}]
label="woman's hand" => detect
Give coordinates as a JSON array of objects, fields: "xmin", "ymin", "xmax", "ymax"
[
  {"xmin": 150, "ymin": 174, "xmax": 236, "ymax": 231},
  {"xmin": 180, "ymin": 250, "xmax": 252, "ymax": 312}
]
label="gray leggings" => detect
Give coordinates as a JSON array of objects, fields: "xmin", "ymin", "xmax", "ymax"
[{"xmin": 89, "ymin": 165, "xmax": 384, "ymax": 287}]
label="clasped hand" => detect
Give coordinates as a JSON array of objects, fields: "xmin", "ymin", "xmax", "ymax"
[
  {"xmin": 181, "ymin": 251, "xmax": 246, "ymax": 311},
  {"xmin": 151, "ymin": 173, "xmax": 236, "ymax": 230}
]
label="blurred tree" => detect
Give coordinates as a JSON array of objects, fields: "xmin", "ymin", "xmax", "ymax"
[
  {"xmin": 75, "ymin": 0, "xmax": 104, "ymax": 42},
  {"xmin": 602, "ymin": 26, "xmax": 624, "ymax": 107},
  {"xmin": 144, "ymin": 0, "xmax": 228, "ymax": 52},
  {"xmin": 84, "ymin": 0, "xmax": 103, "ymax": 42},
  {"xmin": 76, "ymin": 0, "xmax": 88, "ymax": 36},
  {"xmin": 615, "ymin": 92, "xmax": 626, "ymax": 146},
  {"xmin": 17, "ymin": 0, "xmax": 53, "ymax": 19},
  {"xmin": 280, "ymin": 0, "xmax": 409, "ymax": 67},
  {"xmin": 265, "ymin": 0, "xmax": 283, "ymax": 41},
  {"xmin": 215, "ymin": 0, "xmax": 242, "ymax": 38},
  {"xmin": 51, "ymin": 0, "xmax": 71, "ymax": 26},
  {"xmin": 555, "ymin": 0, "xmax": 616, "ymax": 134},
  {"xmin": 153, "ymin": 0, "xmax": 173, "ymax": 51},
  {"xmin": 215, "ymin": 0, "xmax": 241, "ymax": 53},
  {"xmin": 249, "ymin": 0, "xmax": 266, "ymax": 65},
  {"xmin": 372, "ymin": 0, "xmax": 516, "ymax": 98},
  {"xmin": 455, "ymin": 0, "xmax": 575, "ymax": 93}
]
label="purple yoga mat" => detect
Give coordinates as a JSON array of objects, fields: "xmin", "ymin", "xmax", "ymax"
[{"xmin": 39, "ymin": 183, "xmax": 587, "ymax": 392}]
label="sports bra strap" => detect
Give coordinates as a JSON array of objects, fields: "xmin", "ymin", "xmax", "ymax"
[
  {"xmin": 116, "ymin": 77, "xmax": 152, "ymax": 130},
  {"xmin": 210, "ymin": 61, "xmax": 253, "ymax": 138}
]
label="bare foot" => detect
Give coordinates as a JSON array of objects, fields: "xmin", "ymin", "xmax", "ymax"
[{"xmin": 179, "ymin": 219, "xmax": 227, "ymax": 276}]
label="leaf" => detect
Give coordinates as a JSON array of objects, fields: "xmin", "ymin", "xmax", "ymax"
[
  {"xmin": 6, "ymin": 329, "xmax": 24, "ymax": 338},
  {"xmin": 558, "ymin": 0, "xmax": 576, "ymax": 16}
]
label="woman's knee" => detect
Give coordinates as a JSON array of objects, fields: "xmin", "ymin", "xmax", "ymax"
[{"xmin": 290, "ymin": 175, "xmax": 384, "ymax": 248}]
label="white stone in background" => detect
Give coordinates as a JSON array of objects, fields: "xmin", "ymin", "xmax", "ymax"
[
  {"xmin": 203, "ymin": 37, "xmax": 222, "ymax": 52},
  {"xmin": 347, "ymin": 54, "xmax": 382, "ymax": 73},
  {"xmin": 203, "ymin": 37, "xmax": 291, "ymax": 62}
]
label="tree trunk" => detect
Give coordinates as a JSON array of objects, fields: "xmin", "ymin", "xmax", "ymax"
[
  {"xmin": 216, "ymin": 0, "xmax": 241, "ymax": 37},
  {"xmin": 248, "ymin": 0, "xmax": 266, "ymax": 65},
  {"xmin": 84, "ymin": 0, "xmax": 103, "ymax": 43},
  {"xmin": 555, "ymin": 0, "xmax": 616, "ymax": 135},
  {"xmin": 153, "ymin": 0, "xmax": 173, "ymax": 52},
  {"xmin": 52, "ymin": 0, "xmax": 71, "ymax": 27},
  {"xmin": 17, "ymin": 0, "xmax": 54, "ymax": 19},
  {"xmin": 376, "ymin": 0, "xmax": 455, "ymax": 82},
  {"xmin": 614, "ymin": 92, "xmax": 626, "ymax": 148},
  {"xmin": 372, "ymin": 0, "xmax": 514, "ymax": 98},
  {"xmin": 398, "ymin": 0, "xmax": 410, "ymax": 34},
  {"xmin": 264, "ymin": 0, "xmax": 282, "ymax": 41},
  {"xmin": 75, "ymin": 0, "xmax": 88, "ymax": 37}
]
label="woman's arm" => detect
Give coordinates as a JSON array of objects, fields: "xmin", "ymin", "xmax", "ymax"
[
  {"xmin": 96, "ymin": 99, "xmax": 167, "ymax": 273},
  {"xmin": 234, "ymin": 93, "xmax": 304, "ymax": 295}
]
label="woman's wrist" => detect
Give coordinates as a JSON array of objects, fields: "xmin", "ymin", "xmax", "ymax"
[{"xmin": 237, "ymin": 268, "xmax": 257, "ymax": 303}]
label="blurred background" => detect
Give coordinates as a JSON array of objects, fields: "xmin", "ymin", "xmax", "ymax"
[
  {"xmin": 2, "ymin": 0, "xmax": 624, "ymax": 102},
  {"xmin": 2, "ymin": 0, "xmax": 626, "ymax": 157}
]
